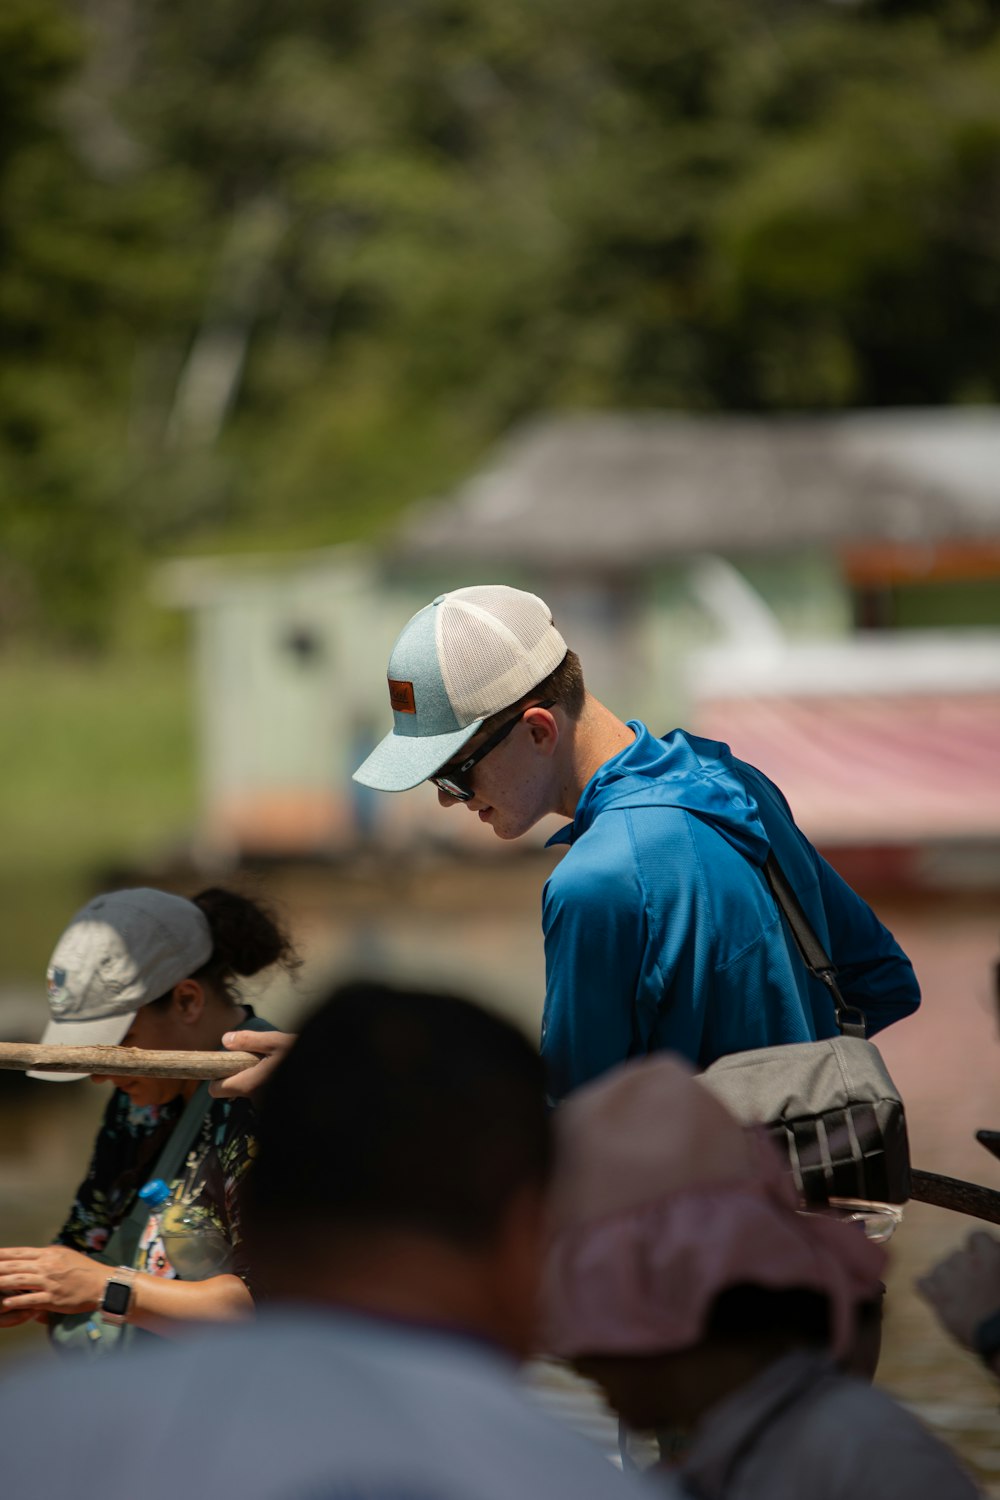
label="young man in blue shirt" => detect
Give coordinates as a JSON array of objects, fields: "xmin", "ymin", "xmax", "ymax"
[{"xmin": 350, "ymin": 584, "xmax": 920, "ymax": 1103}]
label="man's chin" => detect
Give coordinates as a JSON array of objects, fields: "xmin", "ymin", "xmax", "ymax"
[
  {"xmin": 491, "ymin": 814, "xmax": 541, "ymax": 842},
  {"xmin": 480, "ymin": 811, "xmax": 513, "ymax": 840},
  {"xmin": 480, "ymin": 808, "xmax": 516, "ymax": 839},
  {"xmin": 474, "ymin": 803, "xmax": 543, "ymax": 841}
]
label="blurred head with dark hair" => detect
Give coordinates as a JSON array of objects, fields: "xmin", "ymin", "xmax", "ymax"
[{"xmin": 244, "ymin": 979, "xmax": 553, "ymax": 1359}]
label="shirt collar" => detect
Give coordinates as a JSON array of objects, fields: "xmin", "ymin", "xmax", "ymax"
[{"xmin": 544, "ymin": 720, "xmax": 650, "ymax": 849}]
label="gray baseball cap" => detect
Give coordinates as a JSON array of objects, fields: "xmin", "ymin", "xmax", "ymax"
[
  {"xmin": 32, "ymin": 888, "xmax": 213, "ymax": 1082},
  {"xmin": 353, "ymin": 585, "xmax": 567, "ymax": 792}
]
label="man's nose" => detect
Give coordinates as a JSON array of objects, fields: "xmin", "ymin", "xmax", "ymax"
[{"xmin": 437, "ymin": 787, "xmax": 461, "ymax": 808}]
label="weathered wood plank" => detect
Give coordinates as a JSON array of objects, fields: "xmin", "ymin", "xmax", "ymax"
[{"xmin": 0, "ymin": 1043, "xmax": 261, "ymax": 1079}]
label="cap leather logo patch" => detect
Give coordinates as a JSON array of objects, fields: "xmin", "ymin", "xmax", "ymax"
[
  {"xmin": 47, "ymin": 966, "xmax": 69, "ymax": 1011},
  {"xmin": 388, "ymin": 678, "xmax": 416, "ymax": 715}
]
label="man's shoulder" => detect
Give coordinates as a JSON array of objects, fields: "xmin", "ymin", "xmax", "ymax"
[
  {"xmin": 755, "ymin": 1368, "xmax": 980, "ymax": 1496},
  {"xmin": 544, "ymin": 821, "xmax": 644, "ymax": 910},
  {"xmin": 0, "ymin": 1315, "xmax": 655, "ymax": 1500},
  {"xmin": 557, "ymin": 796, "xmax": 693, "ymax": 862},
  {"xmin": 545, "ymin": 801, "xmax": 713, "ymax": 936}
]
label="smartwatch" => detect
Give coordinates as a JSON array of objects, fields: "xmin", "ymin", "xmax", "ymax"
[{"xmin": 100, "ymin": 1267, "xmax": 137, "ymax": 1326}]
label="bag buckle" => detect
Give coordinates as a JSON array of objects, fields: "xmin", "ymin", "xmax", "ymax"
[{"xmin": 816, "ymin": 968, "xmax": 866, "ymax": 1039}]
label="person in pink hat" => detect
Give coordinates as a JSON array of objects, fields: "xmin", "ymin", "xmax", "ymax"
[{"xmin": 542, "ymin": 1054, "xmax": 981, "ymax": 1499}]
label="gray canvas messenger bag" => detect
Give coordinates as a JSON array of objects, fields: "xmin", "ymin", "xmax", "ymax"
[{"xmin": 698, "ymin": 852, "xmax": 911, "ymax": 1208}]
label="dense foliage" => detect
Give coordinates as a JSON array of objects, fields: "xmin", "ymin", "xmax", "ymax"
[{"xmin": 5, "ymin": 0, "xmax": 1000, "ymax": 643}]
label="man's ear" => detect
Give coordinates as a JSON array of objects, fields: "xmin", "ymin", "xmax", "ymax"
[
  {"xmin": 170, "ymin": 978, "xmax": 206, "ymax": 1024},
  {"xmin": 523, "ymin": 705, "xmax": 559, "ymax": 757}
]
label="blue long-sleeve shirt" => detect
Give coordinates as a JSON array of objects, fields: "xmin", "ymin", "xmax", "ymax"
[{"xmin": 540, "ymin": 723, "xmax": 920, "ymax": 1102}]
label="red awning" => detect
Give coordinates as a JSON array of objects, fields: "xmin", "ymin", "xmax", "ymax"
[{"xmin": 692, "ymin": 692, "xmax": 1000, "ymax": 845}]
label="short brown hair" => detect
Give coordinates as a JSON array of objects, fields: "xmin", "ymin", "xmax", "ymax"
[{"xmin": 479, "ymin": 648, "xmax": 585, "ymax": 737}]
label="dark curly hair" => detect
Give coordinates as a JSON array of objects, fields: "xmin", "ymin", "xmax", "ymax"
[{"xmin": 149, "ymin": 887, "xmax": 300, "ymax": 1007}]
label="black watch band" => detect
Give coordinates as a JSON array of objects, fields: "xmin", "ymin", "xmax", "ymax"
[
  {"xmin": 972, "ymin": 1309, "xmax": 1000, "ymax": 1365},
  {"xmin": 100, "ymin": 1268, "xmax": 136, "ymax": 1326}
]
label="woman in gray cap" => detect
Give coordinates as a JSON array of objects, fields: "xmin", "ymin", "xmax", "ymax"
[{"xmin": 0, "ymin": 886, "xmax": 298, "ymax": 1353}]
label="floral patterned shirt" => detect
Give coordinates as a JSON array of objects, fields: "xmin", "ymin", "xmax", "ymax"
[{"xmin": 56, "ymin": 1018, "xmax": 270, "ymax": 1294}]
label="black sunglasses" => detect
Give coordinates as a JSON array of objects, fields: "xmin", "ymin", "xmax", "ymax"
[{"xmin": 430, "ymin": 701, "xmax": 556, "ymax": 802}]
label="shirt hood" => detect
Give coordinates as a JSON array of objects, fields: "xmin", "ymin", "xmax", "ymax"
[{"xmin": 548, "ymin": 722, "xmax": 771, "ymax": 866}]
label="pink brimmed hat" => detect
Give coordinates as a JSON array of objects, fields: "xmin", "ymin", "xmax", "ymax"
[{"xmin": 542, "ymin": 1055, "xmax": 886, "ymax": 1360}]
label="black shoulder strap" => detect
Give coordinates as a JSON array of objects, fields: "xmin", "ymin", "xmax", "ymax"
[{"xmin": 763, "ymin": 851, "xmax": 867, "ymax": 1040}]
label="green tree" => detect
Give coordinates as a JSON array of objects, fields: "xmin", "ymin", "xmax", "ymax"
[{"xmin": 5, "ymin": 0, "xmax": 1000, "ymax": 644}]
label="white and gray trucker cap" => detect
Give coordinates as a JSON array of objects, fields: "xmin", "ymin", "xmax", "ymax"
[{"xmin": 352, "ymin": 585, "xmax": 567, "ymax": 793}]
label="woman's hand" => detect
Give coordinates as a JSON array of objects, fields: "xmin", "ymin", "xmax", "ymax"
[
  {"xmin": 208, "ymin": 1030, "xmax": 297, "ymax": 1099},
  {"xmin": 0, "ymin": 1245, "xmax": 107, "ymax": 1317},
  {"xmin": 0, "ymin": 1310, "xmax": 43, "ymax": 1329}
]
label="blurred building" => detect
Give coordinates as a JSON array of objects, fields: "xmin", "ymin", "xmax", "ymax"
[{"xmin": 159, "ymin": 409, "xmax": 1000, "ymax": 886}]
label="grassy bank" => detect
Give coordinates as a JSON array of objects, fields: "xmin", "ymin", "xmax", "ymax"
[{"xmin": 0, "ymin": 650, "xmax": 196, "ymax": 981}]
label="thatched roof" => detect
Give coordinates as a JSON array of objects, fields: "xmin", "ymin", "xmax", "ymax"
[{"xmin": 395, "ymin": 409, "xmax": 1000, "ymax": 571}]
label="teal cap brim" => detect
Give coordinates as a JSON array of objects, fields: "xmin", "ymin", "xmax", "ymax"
[{"xmin": 352, "ymin": 718, "xmax": 484, "ymax": 793}]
